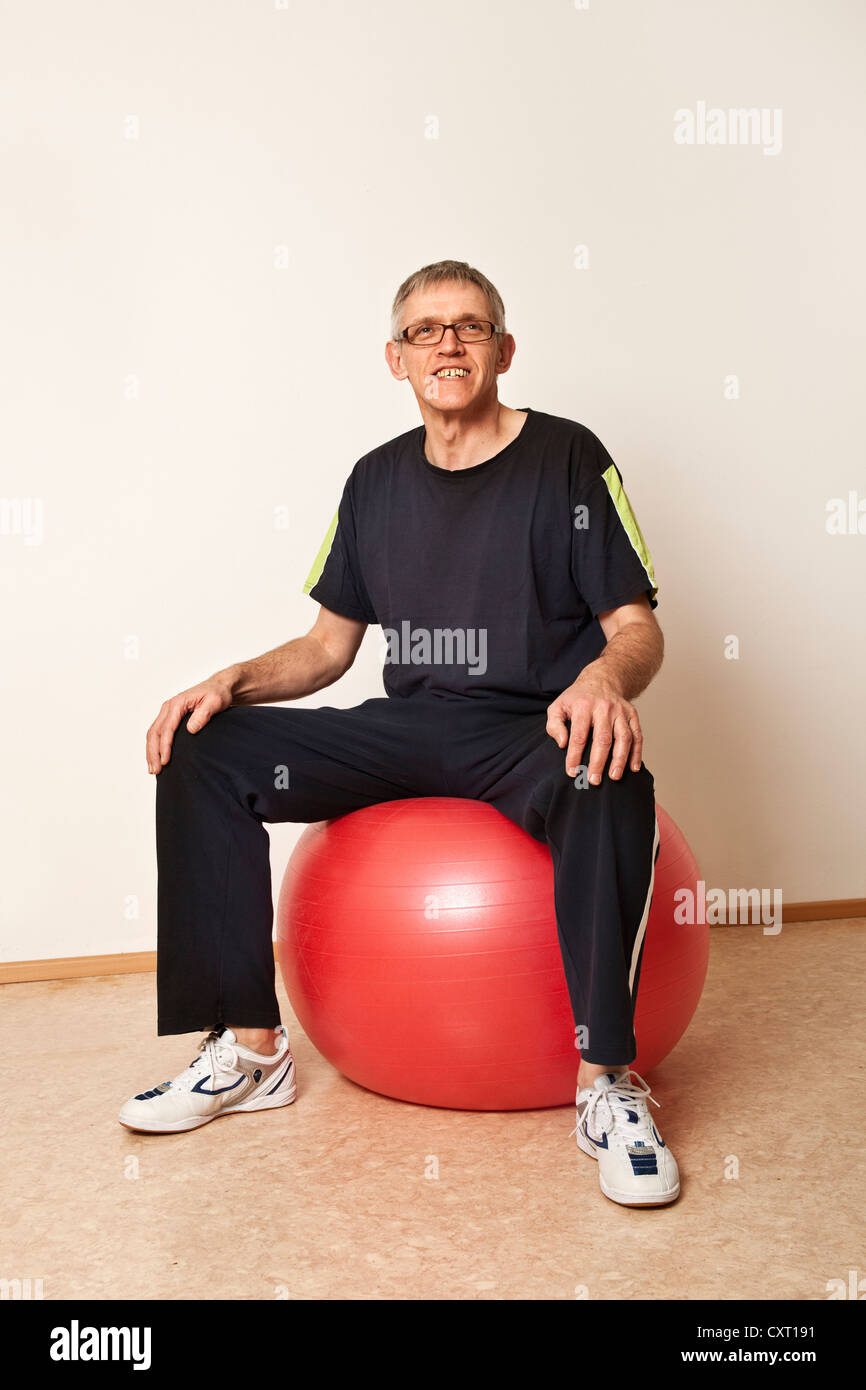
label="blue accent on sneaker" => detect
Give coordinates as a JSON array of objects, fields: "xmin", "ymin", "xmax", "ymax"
[
  {"xmin": 191, "ymin": 1072, "xmax": 245, "ymax": 1096},
  {"xmin": 627, "ymin": 1140, "xmax": 659, "ymax": 1175},
  {"xmin": 582, "ymin": 1121, "xmax": 609, "ymax": 1150},
  {"xmin": 652, "ymin": 1124, "xmax": 666, "ymax": 1148},
  {"xmin": 253, "ymin": 1068, "xmax": 262, "ymax": 1083},
  {"xmin": 265, "ymin": 1054, "xmax": 294, "ymax": 1096}
]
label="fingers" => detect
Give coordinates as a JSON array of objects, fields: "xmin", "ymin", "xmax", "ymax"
[
  {"xmin": 146, "ymin": 680, "xmax": 233, "ymax": 775},
  {"xmin": 564, "ymin": 713, "xmax": 592, "ymax": 778},
  {"xmin": 185, "ymin": 698, "xmax": 214, "ymax": 735},
  {"xmin": 146, "ymin": 707, "xmax": 176, "ymax": 775},
  {"xmin": 608, "ymin": 712, "xmax": 639, "ymax": 780},
  {"xmin": 627, "ymin": 720, "xmax": 643, "ymax": 774},
  {"xmin": 549, "ymin": 703, "xmax": 592, "ymax": 776},
  {"xmin": 553, "ymin": 693, "xmax": 644, "ymax": 785},
  {"xmin": 146, "ymin": 698, "xmax": 193, "ymax": 774},
  {"xmin": 588, "ymin": 710, "xmax": 642, "ymax": 783},
  {"xmin": 583, "ymin": 716, "xmax": 612, "ymax": 785},
  {"xmin": 545, "ymin": 706, "xmax": 569, "ymax": 750}
]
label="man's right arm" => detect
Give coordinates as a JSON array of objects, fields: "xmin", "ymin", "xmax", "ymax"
[
  {"xmin": 223, "ymin": 606, "xmax": 367, "ymax": 704},
  {"xmin": 146, "ymin": 606, "xmax": 367, "ymax": 774}
]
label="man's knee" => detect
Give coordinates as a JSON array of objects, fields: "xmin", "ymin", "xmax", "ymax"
[
  {"xmin": 539, "ymin": 754, "xmax": 653, "ymax": 820},
  {"xmin": 165, "ymin": 707, "xmax": 233, "ymax": 766}
]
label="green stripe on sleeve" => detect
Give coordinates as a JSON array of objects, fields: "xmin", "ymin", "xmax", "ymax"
[
  {"xmin": 302, "ymin": 508, "xmax": 339, "ymax": 594},
  {"xmin": 601, "ymin": 464, "xmax": 658, "ymax": 600}
]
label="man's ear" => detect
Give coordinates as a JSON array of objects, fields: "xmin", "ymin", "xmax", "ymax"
[{"xmin": 384, "ymin": 339, "xmax": 409, "ymax": 380}]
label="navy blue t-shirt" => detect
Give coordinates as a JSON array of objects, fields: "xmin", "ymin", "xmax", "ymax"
[{"xmin": 303, "ymin": 407, "xmax": 658, "ymax": 706}]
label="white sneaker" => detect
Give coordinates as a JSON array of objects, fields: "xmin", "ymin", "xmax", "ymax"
[
  {"xmin": 118, "ymin": 1026, "xmax": 296, "ymax": 1133},
  {"xmin": 571, "ymin": 1069, "xmax": 680, "ymax": 1207}
]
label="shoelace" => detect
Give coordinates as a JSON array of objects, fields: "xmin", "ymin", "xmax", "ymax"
[
  {"xmin": 163, "ymin": 1030, "xmax": 241, "ymax": 1094},
  {"xmin": 569, "ymin": 1069, "xmax": 661, "ymax": 1151}
]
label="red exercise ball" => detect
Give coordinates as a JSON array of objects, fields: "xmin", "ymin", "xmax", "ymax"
[{"xmin": 276, "ymin": 797, "xmax": 707, "ymax": 1111}]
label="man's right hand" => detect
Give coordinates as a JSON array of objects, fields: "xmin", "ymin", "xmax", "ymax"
[{"xmin": 146, "ymin": 674, "xmax": 235, "ymax": 774}]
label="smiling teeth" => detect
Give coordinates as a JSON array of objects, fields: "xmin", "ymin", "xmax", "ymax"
[{"xmin": 436, "ymin": 369, "xmax": 468, "ymax": 377}]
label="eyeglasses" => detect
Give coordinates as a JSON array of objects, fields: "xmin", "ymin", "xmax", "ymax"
[{"xmin": 396, "ymin": 320, "xmax": 503, "ymax": 346}]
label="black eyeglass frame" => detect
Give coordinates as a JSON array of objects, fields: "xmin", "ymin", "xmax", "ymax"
[{"xmin": 395, "ymin": 320, "xmax": 505, "ymax": 345}]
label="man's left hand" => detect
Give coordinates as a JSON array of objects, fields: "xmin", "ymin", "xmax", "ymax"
[{"xmin": 546, "ymin": 674, "xmax": 644, "ymax": 784}]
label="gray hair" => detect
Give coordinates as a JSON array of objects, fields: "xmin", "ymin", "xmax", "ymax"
[{"xmin": 390, "ymin": 259, "xmax": 507, "ymax": 342}]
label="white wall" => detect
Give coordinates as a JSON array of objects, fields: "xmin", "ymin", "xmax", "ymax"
[{"xmin": 2, "ymin": 0, "xmax": 864, "ymax": 964}]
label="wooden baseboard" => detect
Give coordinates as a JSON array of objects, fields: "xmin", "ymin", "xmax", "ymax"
[
  {"xmin": 1, "ymin": 950, "xmax": 160, "ymax": 985},
  {"xmin": 778, "ymin": 898, "xmax": 865, "ymax": 923},
  {"xmin": 1, "ymin": 899, "xmax": 863, "ymax": 986}
]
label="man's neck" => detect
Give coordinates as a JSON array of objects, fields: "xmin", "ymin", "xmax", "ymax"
[{"xmin": 421, "ymin": 400, "xmax": 527, "ymax": 472}]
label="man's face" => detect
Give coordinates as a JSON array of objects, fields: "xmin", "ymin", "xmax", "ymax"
[{"xmin": 385, "ymin": 280, "xmax": 515, "ymax": 412}]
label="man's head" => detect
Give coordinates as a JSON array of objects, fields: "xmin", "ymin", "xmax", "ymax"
[{"xmin": 385, "ymin": 259, "xmax": 516, "ymax": 416}]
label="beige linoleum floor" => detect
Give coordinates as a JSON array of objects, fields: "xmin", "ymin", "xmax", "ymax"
[{"xmin": 2, "ymin": 919, "xmax": 864, "ymax": 1302}]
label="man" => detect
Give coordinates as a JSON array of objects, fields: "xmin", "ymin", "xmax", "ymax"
[{"xmin": 121, "ymin": 259, "xmax": 678, "ymax": 1209}]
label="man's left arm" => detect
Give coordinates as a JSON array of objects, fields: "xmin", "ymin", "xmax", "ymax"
[{"xmin": 546, "ymin": 593, "xmax": 663, "ymax": 786}]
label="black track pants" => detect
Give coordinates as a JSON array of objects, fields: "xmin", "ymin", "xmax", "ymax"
[{"xmin": 155, "ymin": 695, "xmax": 659, "ymax": 1064}]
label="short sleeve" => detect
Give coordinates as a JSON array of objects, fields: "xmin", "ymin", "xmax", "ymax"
[
  {"xmin": 570, "ymin": 428, "xmax": 659, "ymax": 616},
  {"xmin": 302, "ymin": 476, "xmax": 378, "ymax": 625}
]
